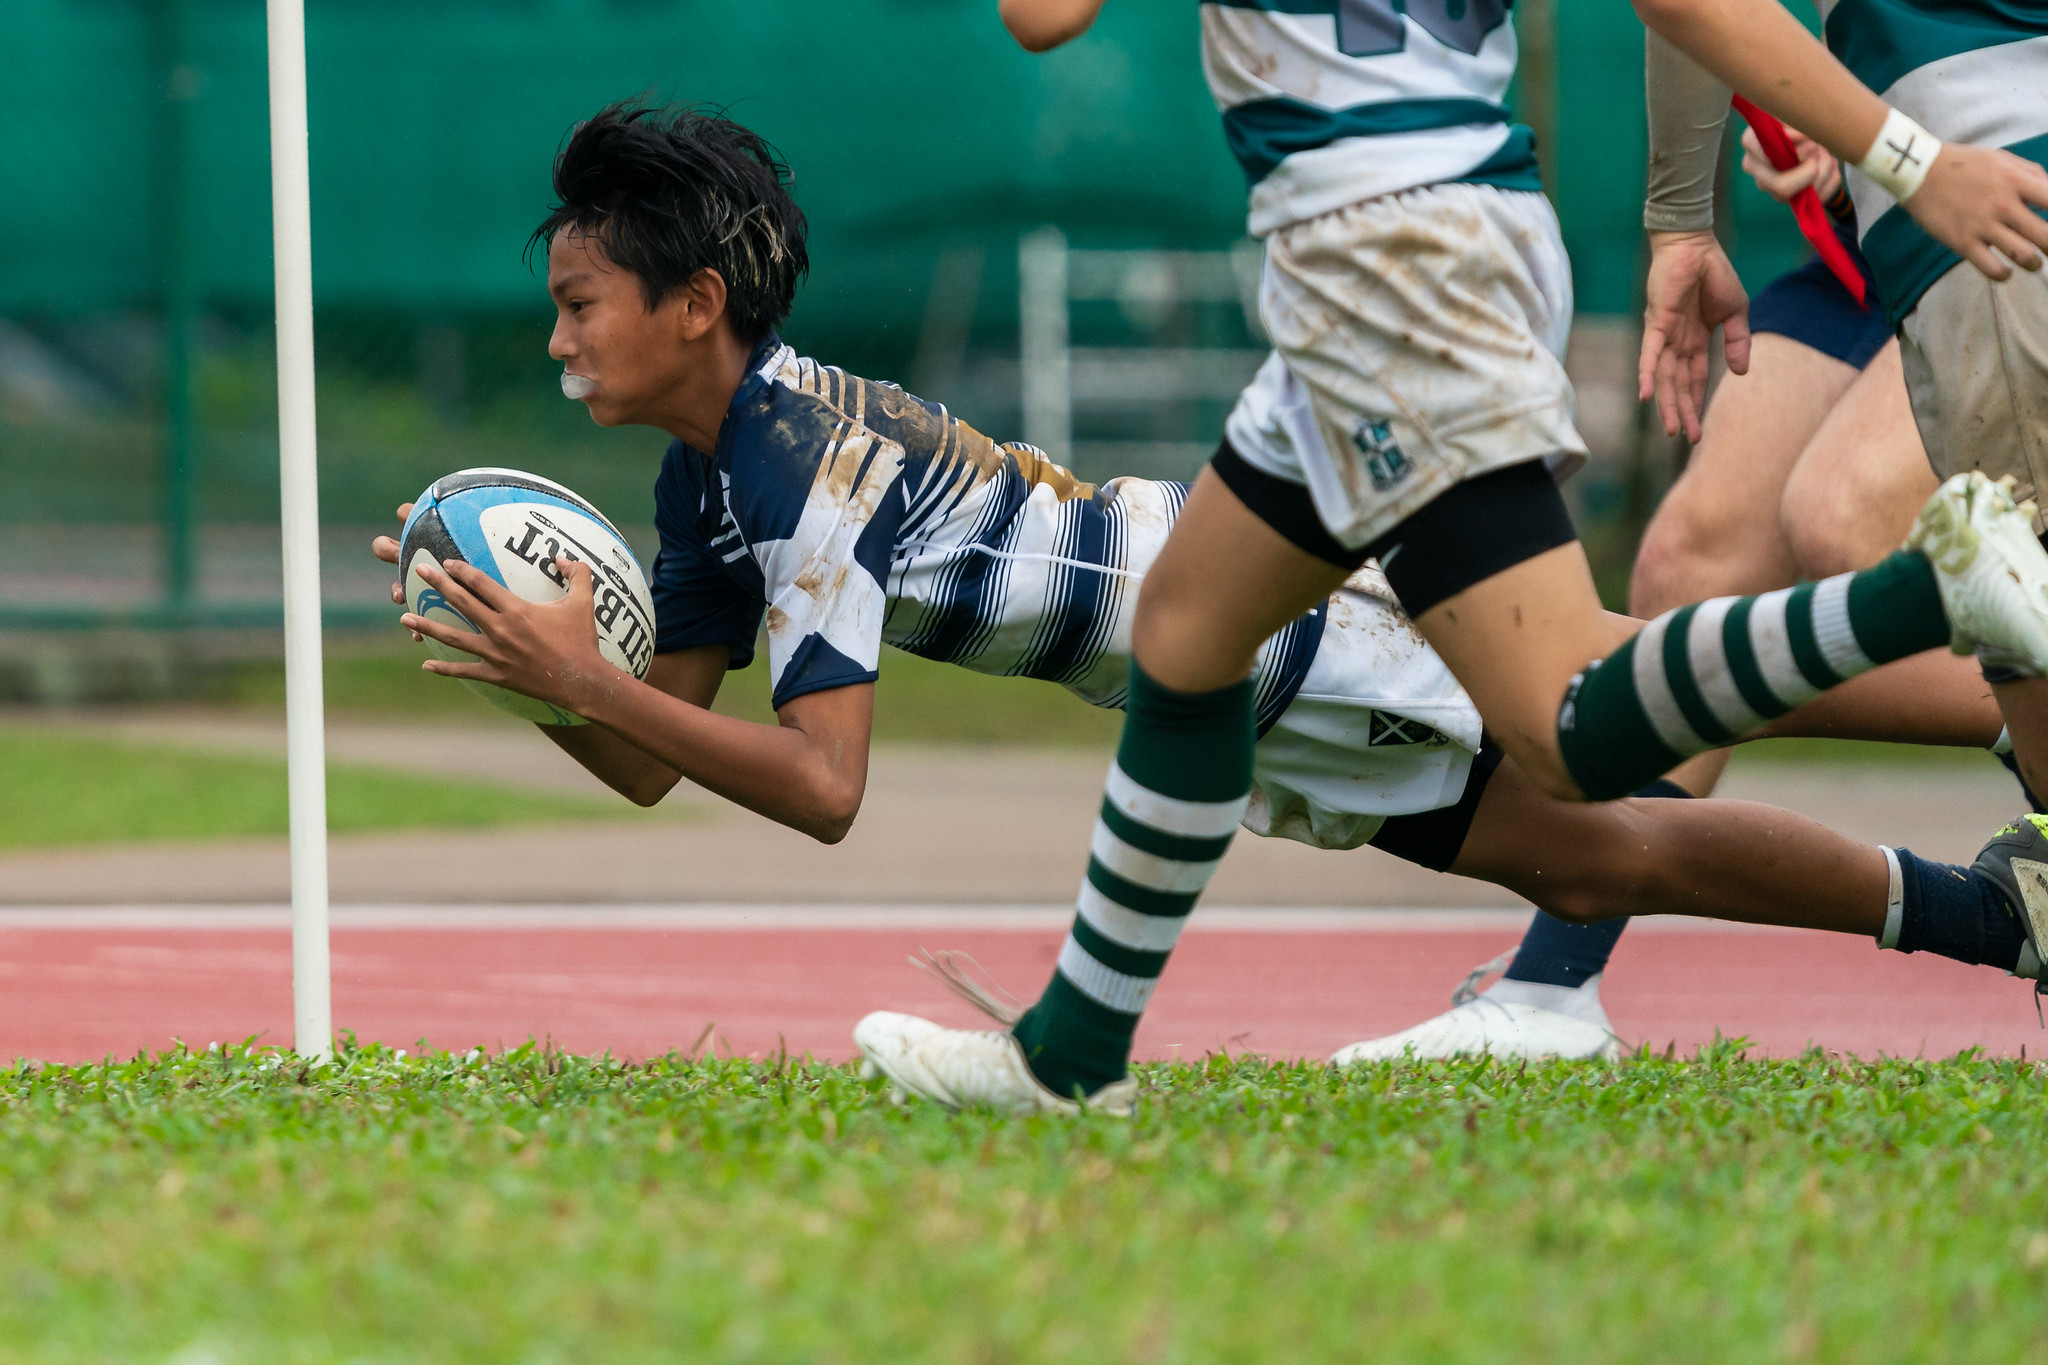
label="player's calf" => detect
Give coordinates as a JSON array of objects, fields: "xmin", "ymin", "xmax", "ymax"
[{"xmin": 1558, "ymin": 473, "xmax": 2048, "ymax": 800}]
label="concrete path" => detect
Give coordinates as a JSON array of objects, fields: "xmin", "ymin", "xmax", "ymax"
[{"xmin": 0, "ymin": 709, "xmax": 2025, "ymax": 906}]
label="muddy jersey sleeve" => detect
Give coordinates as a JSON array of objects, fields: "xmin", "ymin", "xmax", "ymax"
[
  {"xmin": 650, "ymin": 442, "xmax": 765, "ymax": 668},
  {"xmin": 727, "ymin": 411, "xmax": 914, "ymax": 710}
]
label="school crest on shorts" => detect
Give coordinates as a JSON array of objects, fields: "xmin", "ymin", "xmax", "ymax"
[
  {"xmin": 1353, "ymin": 419, "xmax": 1413, "ymax": 491},
  {"xmin": 1366, "ymin": 711, "xmax": 1444, "ymax": 747}
]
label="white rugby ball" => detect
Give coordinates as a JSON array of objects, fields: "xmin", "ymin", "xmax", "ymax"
[{"xmin": 399, "ymin": 467, "xmax": 656, "ymax": 726}]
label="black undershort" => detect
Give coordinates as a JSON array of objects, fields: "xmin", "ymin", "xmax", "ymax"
[
  {"xmin": 1210, "ymin": 439, "xmax": 1579, "ymax": 619},
  {"xmin": 1365, "ymin": 737, "xmax": 1504, "ymax": 872}
]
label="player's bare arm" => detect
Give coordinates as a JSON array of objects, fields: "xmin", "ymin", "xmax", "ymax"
[
  {"xmin": 403, "ymin": 553, "xmax": 875, "ymax": 843},
  {"xmin": 1632, "ymin": 0, "xmax": 2048, "ymax": 278},
  {"xmin": 372, "ymin": 505, "xmax": 697, "ymax": 806},
  {"xmin": 998, "ymin": 0, "xmax": 1107, "ymax": 51}
]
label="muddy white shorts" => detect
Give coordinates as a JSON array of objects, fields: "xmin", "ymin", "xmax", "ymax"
[
  {"xmin": 1899, "ymin": 262, "xmax": 2048, "ymax": 528},
  {"xmin": 1244, "ymin": 566, "xmax": 1483, "ymax": 850},
  {"xmin": 1226, "ymin": 182, "xmax": 1588, "ymax": 549}
]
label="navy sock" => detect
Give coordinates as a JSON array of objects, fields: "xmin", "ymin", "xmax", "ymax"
[
  {"xmin": 1501, "ymin": 912, "xmax": 1625, "ymax": 989},
  {"xmin": 1500, "ymin": 778, "xmax": 1694, "ymax": 988},
  {"xmin": 1892, "ymin": 847, "xmax": 2029, "ymax": 970}
]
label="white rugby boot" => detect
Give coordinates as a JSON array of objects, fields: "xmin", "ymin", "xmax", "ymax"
[
  {"xmin": 1906, "ymin": 472, "xmax": 2048, "ymax": 672},
  {"xmin": 1330, "ymin": 958, "xmax": 1622, "ymax": 1064},
  {"xmin": 853, "ymin": 1011, "xmax": 1138, "ymax": 1117}
]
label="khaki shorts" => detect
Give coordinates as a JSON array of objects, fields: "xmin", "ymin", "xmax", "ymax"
[
  {"xmin": 1228, "ymin": 182, "xmax": 1588, "ymax": 549},
  {"xmin": 1899, "ymin": 262, "xmax": 2048, "ymax": 526}
]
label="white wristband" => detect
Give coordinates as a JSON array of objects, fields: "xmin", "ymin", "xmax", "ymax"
[{"xmin": 1858, "ymin": 108, "xmax": 1941, "ymax": 203}]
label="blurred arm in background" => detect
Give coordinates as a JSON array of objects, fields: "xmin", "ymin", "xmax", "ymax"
[
  {"xmin": 999, "ymin": 0, "xmax": 1107, "ymax": 52},
  {"xmin": 1638, "ymin": 30, "xmax": 1749, "ymax": 443},
  {"xmin": 1632, "ymin": 0, "xmax": 2048, "ymax": 280}
]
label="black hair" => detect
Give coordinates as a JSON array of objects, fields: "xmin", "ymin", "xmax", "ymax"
[{"xmin": 530, "ymin": 101, "xmax": 809, "ymax": 341}]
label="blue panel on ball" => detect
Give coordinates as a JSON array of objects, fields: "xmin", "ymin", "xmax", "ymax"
[{"xmin": 435, "ymin": 485, "xmax": 590, "ymax": 589}]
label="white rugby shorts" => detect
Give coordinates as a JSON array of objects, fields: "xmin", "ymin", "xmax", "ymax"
[
  {"xmin": 1244, "ymin": 566, "xmax": 1483, "ymax": 850},
  {"xmin": 1227, "ymin": 182, "xmax": 1588, "ymax": 548}
]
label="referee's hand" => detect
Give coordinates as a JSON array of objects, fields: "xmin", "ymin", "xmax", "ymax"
[{"xmin": 1639, "ymin": 231, "xmax": 1752, "ymax": 443}]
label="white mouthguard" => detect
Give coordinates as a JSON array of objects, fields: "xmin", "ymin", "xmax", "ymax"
[{"xmin": 560, "ymin": 371, "xmax": 596, "ymax": 401}]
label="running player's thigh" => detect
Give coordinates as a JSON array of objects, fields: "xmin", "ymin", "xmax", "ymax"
[
  {"xmin": 1780, "ymin": 340, "xmax": 1935, "ymax": 577},
  {"xmin": 1630, "ymin": 333, "xmax": 1859, "ymax": 615},
  {"xmin": 1411, "ymin": 542, "xmax": 1636, "ymax": 797},
  {"xmin": 1130, "ymin": 467, "xmax": 1351, "ymax": 693}
]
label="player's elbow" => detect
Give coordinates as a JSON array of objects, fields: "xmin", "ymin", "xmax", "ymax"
[
  {"xmin": 618, "ymin": 768, "xmax": 682, "ymax": 809},
  {"xmin": 794, "ymin": 785, "xmax": 863, "ymax": 845},
  {"xmin": 1000, "ymin": 0, "xmax": 1097, "ymax": 52},
  {"xmin": 1629, "ymin": 0, "xmax": 1688, "ymax": 34}
]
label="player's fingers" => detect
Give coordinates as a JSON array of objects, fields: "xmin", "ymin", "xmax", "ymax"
[
  {"xmin": 1638, "ymin": 326, "xmax": 1667, "ymax": 401},
  {"xmin": 420, "ymin": 657, "xmax": 500, "ymax": 684},
  {"xmin": 1681, "ymin": 351, "xmax": 1708, "ymax": 443},
  {"xmin": 403, "ymin": 614, "xmax": 497, "ymax": 659},
  {"xmin": 395, "ymin": 502, "xmax": 414, "ymax": 524},
  {"xmin": 1653, "ymin": 351, "xmax": 1685, "ymax": 437},
  {"xmin": 557, "ymin": 557, "xmax": 597, "ymax": 605},
  {"xmin": 2006, "ymin": 204, "xmax": 2048, "ymax": 264},
  {"xmin": 436, "ymin": 559, "xmax": 517, "ymax": 615},
  {"xmin": 1722, "ymin": 310, "xmax": 1754, "ymax": 377},
  {"xmin": 414, "ymin": 562, "xmax": 497, "ymax": 625},
  {"xmin": 371, "ymin": 534, "xmax": 400, "ymax": 566},
  {"xmin": 1996, "ymin": 231, "xmax": 2045, "ymax": 273},
  {"xmin": 1963, "ymin": 237, "xmax": 2017, "ymax": 282}
]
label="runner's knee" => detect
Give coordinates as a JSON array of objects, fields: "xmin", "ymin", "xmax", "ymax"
[
  {"xmin": 1629, "ymin": 485, "xmax": 1761, "ymax": 617},
  {"xmin": 1780, "ymin": 484, "xmax": 1871, "ymax": 580}
]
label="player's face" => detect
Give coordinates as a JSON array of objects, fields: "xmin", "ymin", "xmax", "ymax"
[{"xmin": 545, "ymin": 231, "xmax": 695, "ymax": 428}]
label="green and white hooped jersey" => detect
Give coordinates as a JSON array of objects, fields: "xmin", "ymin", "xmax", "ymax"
[
  {"xmin": 1201, "ymin": 0, "xmax": 1544, "ymax": 236},
  {"xmin": 1823, "ymin": 0, "xmax": 2048, "ymax": 322}
]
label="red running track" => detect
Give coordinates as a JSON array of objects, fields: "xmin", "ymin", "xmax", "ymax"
[{"xmin": 0, "ymin": 909, "xmax": 2039, "ymax": 1064}]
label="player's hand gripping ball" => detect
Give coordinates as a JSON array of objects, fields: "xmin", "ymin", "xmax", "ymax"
[{"xmin": 399, "ymin": 468, "xmax": 656, "ymax": 726}]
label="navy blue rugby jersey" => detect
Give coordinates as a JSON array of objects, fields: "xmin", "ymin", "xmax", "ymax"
[{"xmin": 650, "ymin": 339, "xmax": 1323, "ymax": 730}]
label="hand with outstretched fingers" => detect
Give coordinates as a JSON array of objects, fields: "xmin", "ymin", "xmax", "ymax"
[
  {"xmin": 1905, "ymin": 144, "xmax": 2048, "ymax": 281},
  {"xmin": 1639, "ymin": 230, "xmax": 1753, "ymax": 442},
  {"xmin": 399, "ymin": 555, "xmax": 626, "ymax": 720},
  {"xmin": 370, "ymin": 503, "xmax": 422, "ymax": 641}
]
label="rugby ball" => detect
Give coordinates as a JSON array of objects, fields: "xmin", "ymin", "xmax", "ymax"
[{"xmin": 399, "ymin": 468, "xmax": 656, "ymax": 726}]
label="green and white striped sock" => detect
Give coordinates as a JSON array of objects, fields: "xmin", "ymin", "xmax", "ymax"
[
  {"xmin": 1558, "ymin": 549, "xmax": 1950, "ymax": 799},
  {"xmin": 1010, "ymin": 664, "xmax": 1253, "ymax": 1099}
]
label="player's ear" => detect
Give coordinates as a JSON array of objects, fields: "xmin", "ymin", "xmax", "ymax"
[{"xmin": 676, "ymin": 267, "xmax": 729, "ymax": 342}]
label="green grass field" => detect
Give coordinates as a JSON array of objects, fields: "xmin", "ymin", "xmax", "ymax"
[
  {"xmin": 6, "ymin": 1043, "xmax": 2045, "ymax": 1362},
  {"xmin": 0, "ymin": 732, "xmax": 629, "ymax": 848}
]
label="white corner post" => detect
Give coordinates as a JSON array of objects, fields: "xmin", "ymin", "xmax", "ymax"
[
  {"xmin": 265, "ymin": 0, "xmax": 332, "ymax": 1060},
  {"xmin": 1018, "ymin": 226, "xmax": 1072, "ymax": 467}
]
